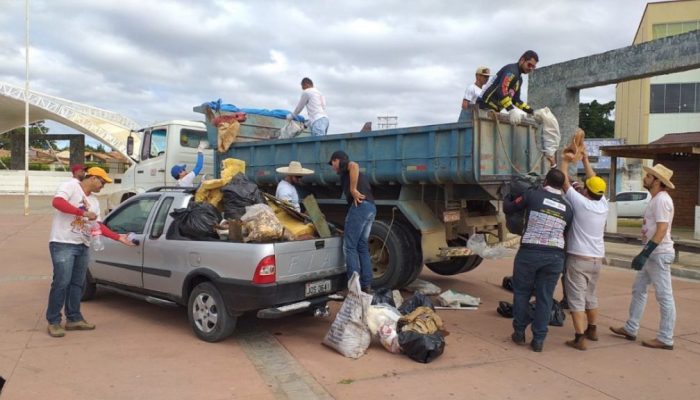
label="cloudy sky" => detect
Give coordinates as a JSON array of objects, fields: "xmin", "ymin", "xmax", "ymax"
[{"xmin": 0, "ymin": 0, "xmax": 654, "ymax": 140}]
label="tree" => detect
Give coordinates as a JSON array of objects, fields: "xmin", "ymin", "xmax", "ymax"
[
  {"xmin": 0, "ymin": 123, "xmax": 57, "ymax": 150},
  {"xmin": 578, "ymin": 100, "xmax": 615, "ymax": 138}
]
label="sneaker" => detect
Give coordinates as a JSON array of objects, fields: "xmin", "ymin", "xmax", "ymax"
[
  {"xmin": 641, "ymin": 338, "xmax": 673, "ymax": 350},
  {"xmin": 609, "ymin": 326, "xmax": 636, "ymax": 341},
  {"xmin": 565, "ymin": 336, "xmax": 587, "ymax": 351},
  {"xmin": 530, "ymin": 340, "xmax": 544, "ymax": 353},
  {"xmin": 511, "ymin": 331, "xmax": 526, "ymax": 345},
  {"xmin": 65, "ymin": 320, "xmax": 96, "ymax": 331},
  {"xmin": 585, "ymin": 325, "xmax": 598, "ymax": 341},
  {"xmin": 47, "ymin": 324, "xmax": 65, "ymax": 338}
]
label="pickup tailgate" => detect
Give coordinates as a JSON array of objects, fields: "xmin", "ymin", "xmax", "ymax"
[{"xmin": 273, "ymin": 236, "xmax": 345, "ymax": 283}]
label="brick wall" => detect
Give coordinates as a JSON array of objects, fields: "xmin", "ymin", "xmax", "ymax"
[{"xmin": 654, "ymin": 158, "xmax": 699, "ymax": 228}]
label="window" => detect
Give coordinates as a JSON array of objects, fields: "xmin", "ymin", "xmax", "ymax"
[
  {"xmin": 650, "ymin": 83, "xmax": 700, "ymax": 113},
  {"xmin": 665, "ymin": 84, "xmax": 681, "ymax": 113},
  {"xmin": 104, "ymin": 196, "xmax": 158, "ymax": 234},
  {"xmin": 150, "ymin": 129, "xmax": 167, "ymax": 158},
  {"xmin": 652, "ymin": 21, "xmax": 699, "ymax": 39},
  {"xmin": 631, "ymin": 192, "xmax": 647, "ymax": 201},
  {"xmin": 681, "ymin": 83, "xmax": 696, "ymax": 113},
  {"xmin": 150, "ymin": 197, "xmax": 174, "ymax": 239},
  {"xmin": 616, "ymin": 193, "xmax": 632, "ymax": 202},
  {"xmin": 180, "ymin": 129, "xmax": 207, "ymax": 148}
]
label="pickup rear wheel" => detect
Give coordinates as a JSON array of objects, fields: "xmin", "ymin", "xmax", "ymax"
[
  {"xmin": 367, "ymin": 220, "xmax": 408, "ymax": 290},
  {"xmin": 188, "ymin": 282, "xmax": 237, "ymax": 342},
  {"xmin": 426, "ymin": 255, "xmax": 484, "ymax": 276}
]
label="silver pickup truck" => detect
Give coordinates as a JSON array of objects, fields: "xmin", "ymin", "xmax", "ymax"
[{"xmin": 83, "ymin": 187, "xmax": 346, "ymax": 342}]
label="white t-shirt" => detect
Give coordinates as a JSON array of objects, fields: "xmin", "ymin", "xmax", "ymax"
[
  {"xmin": 276, "ymin": 179, "xmax": 301, "ymax": 212},
  {"xmin": 49, "ymin": 180, "xmax": 102, "ymax": 246},
  {"xmin": 641, "ymin": 190, "xmax": 674, "ymax": 254},
  {"xmin": 293, "ymin": 87, "xmax": 327, "ymax": 124},
  {"xmin": 565, "ymin": 188, "xmax": 609, "ymax": 258},
  {"xmin": 177, "ymin": 171, "xmax": 196, "ymax": 187},
  {"xmin": 463, "ymin": 83, "xmax": 482, "ymax": 104}
]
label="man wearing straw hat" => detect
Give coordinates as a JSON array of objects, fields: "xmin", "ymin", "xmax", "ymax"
[
  {"xmin": 275, "ymin": 161, "xmax": 314, "ymax": 212},
  {"xmin": 611, "ymin": 163, "xmax": 677, "ymax": 350}
]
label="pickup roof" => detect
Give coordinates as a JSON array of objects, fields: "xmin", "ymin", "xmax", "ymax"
[{"xmin": 82, "ymin": 187, "xmax": 346, "ymax": 342}]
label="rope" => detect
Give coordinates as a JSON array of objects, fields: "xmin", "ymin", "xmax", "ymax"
[
  {"xmin": 379, "ymin": 207, "xmax": 397, "ymax": 258},
  {"xmin": 489, "ymin": 111, "xmax": 544, "ymax": 175}
]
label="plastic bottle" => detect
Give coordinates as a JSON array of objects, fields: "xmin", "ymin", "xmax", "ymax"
[{"xmin": 90, "ymin": 224, "xmax": 105, "ymax": 251}]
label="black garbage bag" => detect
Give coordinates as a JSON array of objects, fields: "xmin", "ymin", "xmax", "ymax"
[
  {"xmin": 504, "ymin": 173, "xmax": 542, "ymax": 235},
  {"xmin": 398, "ymin": 293, "xmax": 434, "ymax": 315},
  {"xmin": 371, "ymin": 288, "xmax": 396, "ymax": 307},
  {"xmin": 497, "ymin": 301, "xmax": 513, "ymax": 318},
  {"xmin": 501, "ymin": 276, "xmax": 514, "ymax": 292},
  {"xmin": 527, "ymin": 300, "xmax": 566, "ymax": 326},
  {"xmin": 398, "ymin": 330, "xmax": 445, "ymax": 363},
  {"xmin": 170, "ymin": 202, "xmax": 220, "ymax": 240},
  {"xmin": 221, "ymin": 173, "xmax": 265, "ymax": 220}
]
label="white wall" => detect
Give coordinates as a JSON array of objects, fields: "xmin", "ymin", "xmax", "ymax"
[{"xmin": 0, "ymin": 170, "xmax": 72, "ymax": 195}]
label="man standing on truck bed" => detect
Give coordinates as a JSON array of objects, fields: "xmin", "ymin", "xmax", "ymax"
[
  {"xmin": 459, "ymin": 66, "xmax": 492, "ymax": 122},
  {"xmin": 171, "ymin": 142, "xmax": 206, "ymax": 186},
  {"xmin": 287, "ymin": 77, "xmax": 329, "ymax": 136},
  {"xmin": 504, "ymin": 168, "xmax": 573, "ymax": 352},
  {"xmin": 46, "ymin": 167, "xmax": 135, "ymax": 338},
  {"xmin": 329, "ymin": 150, "xmax": 376, "ymax": 293},
  {"xmin": 477, "ymin": 50, "xmax": 538, "ymax": 124}
]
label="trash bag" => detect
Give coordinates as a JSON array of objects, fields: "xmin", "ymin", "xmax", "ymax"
[
  {"xmin": 404, "ymin": 278, "xmax": 441, "ymax": 295},
  {"xmin": 322, "ymin": 272, "xmax": 372, "ymax": 358},
  {"xmin": 398, "ymin": 306, "xmax": 444, "ymax": 335},
  {"xmin": 398, "ymin": 293, "xmax": 434, "ymax": 315},
  {"xmin": 398, "ymin": 330, "xmax": 445, "ymax": 363},
  {"xmin": 527, "ymin": 300, "xmax": 566, "ymax": 326},
  {"xmin": 438, "ymin": 290, "xmax": 480, "ymax": 308},
  {"xmin": 279, "ymin": 120, "xmax": 305, "ymax": 139},
  {"xmin": 371, "ymin": 288, "xmax": 396, "ymax": 307},
  {"xmin": 366, "ymin": 304, "xmax": 401, "ymax": 336},
  {"xmin": 221, "ymin": 173, "xmax": 265, "ymax": 220},
  {"xmin": 169, "ymin": 202, "xmax": 221, "ymax": 240},
  {"xmin": 504, "ymin": 173, "xmax": 542, "ymax": 235},
  {"xmin": 467, "ymin": 234, "xmax": 512, "ymax": 259},
  {"xmin": 497, "ymin": 301, "xmax": 513, "ymax": 318},
  {"xmin": 533, "ymin": 107, "xmax": 561, "ymax": 159},
  {"xmin": 501, "ymin": 276, "xmax": 514, "ymax": 292},
  {"xmin": 240, "ymin": 204, "xmax": 284, "ymax": 242}
]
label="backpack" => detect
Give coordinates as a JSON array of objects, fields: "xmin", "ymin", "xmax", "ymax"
[{"xmin": 504, "ymin": 173, "xmax": 542, "ymax": 235}]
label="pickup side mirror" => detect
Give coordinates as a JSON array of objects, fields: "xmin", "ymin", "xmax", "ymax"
[{"xmin": 127, "ymin": 134, "xmax": 134, "ymax": 156}]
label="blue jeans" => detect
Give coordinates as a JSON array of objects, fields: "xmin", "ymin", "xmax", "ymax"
[
  {"xmin": 512, "ymin": 247, "xmax": 565, "ymax": 342},
  {"xmin": 46, "ymin": 242, "xmax": 90, "ymax": 325},
  {"xmin": 343, "ymin": 201, "xmax": 376, "ymax": 288},
  {"xmin": 311, "ymin": 117, "xmax": 329, "ymax": 136},
  {"xmin": 624, "ymin": 252, "xmax": 676, "ymax": 346}
]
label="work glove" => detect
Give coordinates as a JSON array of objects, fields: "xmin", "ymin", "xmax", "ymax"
[
  {"xmin": 286, "ymin": 113, "xmax": 294, "ymax": 121},
  {"xmin": 508, "ymin": 108, "xmax": 527, "ymax": 125},
  {"xmin": 631, "ymin": 241, "xmax": 658, "ymax": 271},
  {"xmin": 197, "ymin": 142, "xmax": 207, "ymax": 153}
]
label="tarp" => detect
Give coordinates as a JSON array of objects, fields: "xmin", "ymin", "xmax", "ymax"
[{"xmin": 204, "ymin": 99, "xmax": 306, "ymax": 123}]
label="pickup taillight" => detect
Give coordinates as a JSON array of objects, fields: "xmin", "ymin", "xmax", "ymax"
[{"xmin": 252, "ymin": 255, "xmax": 276, "ymax": 284}]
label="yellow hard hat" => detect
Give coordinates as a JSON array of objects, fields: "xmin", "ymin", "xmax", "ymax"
[{"xmin": 585, "ymin": 176, "xmax": 606, "ymax": 195}]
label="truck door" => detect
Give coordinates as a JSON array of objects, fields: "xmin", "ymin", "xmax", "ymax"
[
  {"xmin": 136, "ymin": 128, "xmax": 168, "ymax": 189},
  {"xmin": 89, "ymin": 195, "xmax": 160, "ymax": 287}
]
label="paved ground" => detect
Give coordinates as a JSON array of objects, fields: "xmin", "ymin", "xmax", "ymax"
[{"xmin": 1, "ymin": 196, "xmax": 699, "ymax": 399}]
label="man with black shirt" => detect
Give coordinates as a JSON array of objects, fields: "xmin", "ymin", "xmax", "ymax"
[
  {"xmin": 504, "ymin": 168, "xmax": 573, "ymax": 352},
  {"xmin": 328, "ymin": 150, "xmax": 376, "ymax": 293}
]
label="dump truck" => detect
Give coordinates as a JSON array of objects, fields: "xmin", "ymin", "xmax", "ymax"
[{"xmin": 194, "ymin": 103, "xmax": 547, "ymax": 289}]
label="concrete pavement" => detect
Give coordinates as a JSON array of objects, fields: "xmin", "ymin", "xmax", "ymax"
[{"xmin": 1, "ymin": 195, "xmax": 699, "ymax": 400}]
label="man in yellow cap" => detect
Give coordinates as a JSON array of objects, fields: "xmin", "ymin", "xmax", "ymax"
[
  {"xmin": 46, "ymin": 167, "xmax": 135, "ymax": 338},
  {"xmin": 559, "ymin": 150, "xmax": 609, "ymax": 351},
  {"xmin": 611, "ymin": 163, "xmax": 676, "ymax": 350}
]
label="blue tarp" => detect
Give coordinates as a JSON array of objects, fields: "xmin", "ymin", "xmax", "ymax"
[{"xmin": 204, "ymin": 99, "xmax": 306, "ymax": 122}]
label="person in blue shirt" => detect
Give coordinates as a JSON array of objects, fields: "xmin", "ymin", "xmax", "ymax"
[{"xmin": 171, "ymin": 143, "xmax": 205, "ymax": 187}]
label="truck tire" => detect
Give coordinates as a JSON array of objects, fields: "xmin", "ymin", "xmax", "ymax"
[
  {"xmin": 367, "ymin": 220, "xmax": 408, "ymax": 289},
  {"xmin": 188, "ymin": 282, "xmax": 237, "ymax": 342},
  {"xmin": 426, "ymin": 255, "xmax": 483, "ymax": 276},
  {"xmin": 81, "ymin": 270, "xmax": 97, "ymax": 301},
  {"xmin": 393, "ymin": 221, "xmax": 423, "ymax": 288}
]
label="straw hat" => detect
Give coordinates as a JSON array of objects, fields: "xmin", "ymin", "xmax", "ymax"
[
  {"xmin": 642, "ymin": 163, "xmax": 675, "ymax": 189},
  {"xmin": 276, "ymin": 161, "xmax": 314, "ymax": 176}
]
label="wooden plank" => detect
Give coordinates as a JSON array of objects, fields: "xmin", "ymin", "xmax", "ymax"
[{"xmin": 302, "ymin": 195, "xmax": 332, "ymax": 238}]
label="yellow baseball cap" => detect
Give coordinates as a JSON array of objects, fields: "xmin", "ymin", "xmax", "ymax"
[
  {"xmin": 585, "ymin": 176, "xmax": 606, "ymax": 195},
  {"xmin": 86, "ymin": 167, "xmax": 113, "ymax": 183}
]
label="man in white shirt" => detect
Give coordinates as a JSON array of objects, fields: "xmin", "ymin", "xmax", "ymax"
[
  {"xmin": 611, "ymin": 164, "xmax": 677, "ymax": 350},
  {"xmin": 462, "ymin": 66, "xmax": 492, "ymax": 110},
  {"xmin": 46, "ymin": 167, "xmax": 135, "ymax": 338},
  {"xmin": 559, "ymin": 151, "xmax": 609, "ymax": 351},
  {"xmin": 288, "ymin": 77, "xmax": 329, "ymax": 136},
  {"xmin": 275, "ymin": 161, "xmax": 314, "ymax": 212}
]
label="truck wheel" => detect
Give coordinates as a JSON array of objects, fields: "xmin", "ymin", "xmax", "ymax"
[
  {"xmin": 81, "ymin": 270, "xmax": 97, "ymax": 301},
  {"xmin": 367, "ymin": 220, "xmax": 408, "ymax": 289},
  {"xmin": 393, "ymin": 221, "xmax": 423, "ymax": 288},
  {"xmin": 188, "ymin": 282, "xmax": 237, "ymax": 342},
  {"xmin": 426, "ymin": 255, "xmax": 484, "ymax": 276}
]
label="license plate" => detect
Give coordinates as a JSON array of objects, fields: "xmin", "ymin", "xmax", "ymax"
[
  {"xmin": 305, "ymin": 279, "xmax": 331, "ymax": 297},
  {"xmin": 443, "ymin": 210, "xmax": 460, "ymax": 223}
]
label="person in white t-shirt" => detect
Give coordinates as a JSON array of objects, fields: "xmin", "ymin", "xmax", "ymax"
[
  {"xmin": 46, "ymin": 167, "xmax": 135, "ymax": 338},
  {"xmin": 171, "ymin": 142, "xmax": 206, "ymax": 187},
  {"xmin": 287, "ymin": 77, "xmax": 329, "ymax": 136},
  {"xmin": 459, "ymin": 67, "xmax": 492, "ymax": 122},
  {"xmin": 611, "ymin": 163, "xmax": 677, "ymax": 350},
  {"xmin": 275, "ymin": 161, "xmax": 314, "ymax": 212},
  {"xmin": 559, "ymin": 151, "xmax": 609, "ymax": 351}
]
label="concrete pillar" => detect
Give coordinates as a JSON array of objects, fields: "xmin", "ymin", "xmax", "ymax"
[
  {"xmin": 69, "ymin": 136, "xmax": 85, "ymax": 167},
  {"xmin": 10, "ymin": 131, "xmax": 25, "ymax": 170},
  {"xmin": 606, "ymin": 202, "xmax": 618, "ymax": 234}
]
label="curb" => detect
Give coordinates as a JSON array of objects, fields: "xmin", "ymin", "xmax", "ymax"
[{"xmin": 606, "ymin": 257, "xmax": 700, "ymax": 281}]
